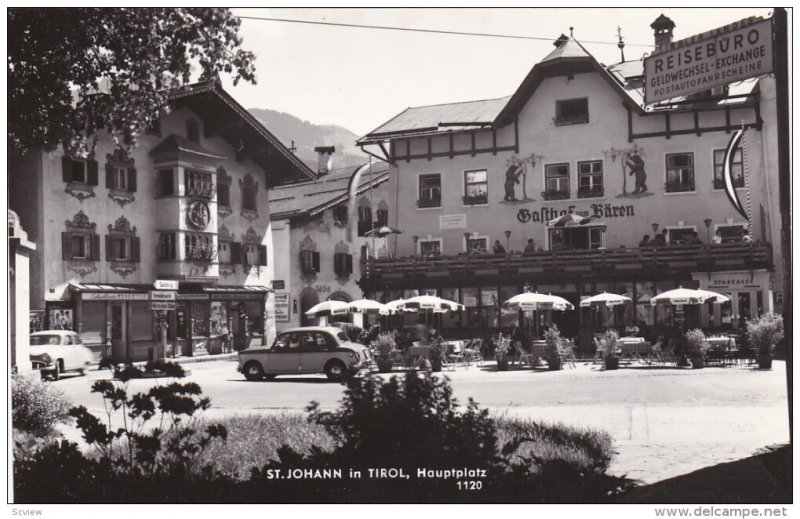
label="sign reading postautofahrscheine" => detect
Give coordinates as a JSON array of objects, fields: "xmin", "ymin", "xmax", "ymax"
[{"xmin": 644, "ymin": 17, "xmax": 773, "ymax": 104}]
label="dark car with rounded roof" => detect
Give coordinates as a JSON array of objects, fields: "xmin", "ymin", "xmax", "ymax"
[{"xmin": 238, "ymin": 326, "xmax": 373, "ymax": 381}]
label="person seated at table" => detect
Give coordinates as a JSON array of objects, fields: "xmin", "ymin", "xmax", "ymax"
[
  {"xmin": 741, "ymin": 229, "xmax": 752, "ymax": 244},
  {"xmin": 493, "ymin": 240, "xmax": 506, "ymax": 254},
  {"xmin": 624, "ymin": 319, "xmax": 640, "ymax": 336},
  {"xmin": 638, "ymin": 234, "xmax": 651, "ymax": 247},
  {"xmin": 652, "ymin": 229, "xmax": 667, "ymax": 246},
  {"xmin": 711, "ymin": 229, "xmax": 723, "ymax": 244},
  {"xmin": 523, "ymin": 239, "xmax": 537, "ymax": 254}
]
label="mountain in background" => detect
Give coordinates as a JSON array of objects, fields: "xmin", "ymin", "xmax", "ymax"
[{"xmin": 248, "ymin": 108, "xmax": 368, "ymax": 171}]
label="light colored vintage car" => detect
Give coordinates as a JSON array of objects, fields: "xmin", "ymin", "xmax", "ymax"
[
  {"xmin": 29, "ymin": 330, "xmax": 94, "ymax": 379},
  {"xmin": 238, "ymin": 326, "xmax": 373, "ymax": 381}
]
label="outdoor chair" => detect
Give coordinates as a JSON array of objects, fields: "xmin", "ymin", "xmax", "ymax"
[
  {"xmin": 650, "ymin": 340, "xmax": 664, "ymax": 365},
  {"xmin": 445, "ymin": 343, "xmax": 466, "ymax": 368},
  {"xmin": 660, "ymin": 339, "xmax": 678, "ymax": 366},
  {"xmin": 705, "ymin": 344, "xmax": 725, "ymax": 367},
  {"xmin": 592, "ymin": 337, "xmax": 605, "ymax": 364},
  {"xmin": 515, "ymin": 341, "xmax": 534, "ymax": 367},
  {"xmin": 464, "ymin": 346, "xmax": 483, "ymax": 366},
  {"xmin": 559, "ymin": 341, "xmax": 577, "ymax": 369},
  {"xmin": 390, "ymin": 349, "xmax": 408, "ymax": 370}
]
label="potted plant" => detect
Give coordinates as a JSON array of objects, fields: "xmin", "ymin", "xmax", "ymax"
[
  {"xmin": 685, "ymin": 329, "xmax": 709, "ymax": 369},
  {"xmin": 747, "ymin": 313, "xmax": 784, "ymax": 370},
  {"xmin": 544, "ymin": 325, "xmax": 563, "ymax": 371},
  {"xmin": 495, "ymin": 337, "xmax": 510, "ymax": 371},
  {"xmin": 599, "ymin": 329, "xmax": 620, "ymax": 370},
  {"xmin": 374, "ymin": 334, "xmax": 396, "ymax": 374},
  {"xmin": 429, "ymin": 336, "xmax": 445, "ymax": 372}
]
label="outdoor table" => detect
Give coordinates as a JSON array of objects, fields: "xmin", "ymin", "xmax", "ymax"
[
  {"xmin": 619, "ymin": 341, "xmax": 652, "ymax": 364},
  {"xmin": 706, "ymin": 336, "xmax": 738, "ymax": 366},
  {"xmin": 408, "ymin": 345, "xmax": 432, "ymax": 365}
]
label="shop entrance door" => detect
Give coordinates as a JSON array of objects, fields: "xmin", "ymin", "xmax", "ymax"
[{"xmin": 110, "ymin": 303, "xmax": 127, "ymax": 361}]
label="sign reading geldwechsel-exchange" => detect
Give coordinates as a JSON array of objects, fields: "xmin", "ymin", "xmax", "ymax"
[{"xmin": 644, "ymin": 17, "xmax": 773, "ymax": 104}]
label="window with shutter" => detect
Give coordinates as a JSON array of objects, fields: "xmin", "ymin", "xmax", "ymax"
[
  {"xmin": 90, "ymin": 234, "xmax": 101, "ymax": 261},
  {"xmin": 62, "ymin": 232, "xmax": 72, "ymax": 260},
  {"xmin": 258, "ymin": 245, "xmax": 268, "ymax": 266},
  {"xmin": 312, "ymin": 251, "xmax": 320, "ymax": 272},
  {"xmin": 230, "ymin": 242, "xmax": 242, "ymax": 265},
  {"xmin": 346, "ymin": 254, "xmax": 353, "ymax": 275},
  {"xmin": 130, "ymin": 236, "xmax": 140, "ymax": 263}
]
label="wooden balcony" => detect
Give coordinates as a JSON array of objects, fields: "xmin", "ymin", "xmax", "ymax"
[{"xmin": 359, "ymin": 242, "xmax": 773, "ymax": 289}]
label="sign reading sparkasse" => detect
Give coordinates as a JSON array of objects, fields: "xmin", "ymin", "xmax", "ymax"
[{"xmin": 644, "ymin": 17, "xmax": 773, "ymax": 104}]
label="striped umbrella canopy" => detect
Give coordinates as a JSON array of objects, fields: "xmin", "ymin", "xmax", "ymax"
[
  {"xmin": 580, "ymin": 292, "xmax": 632, "ymax": 308},
  {"xmin": 505, "ymin": 292, "xmax": 574, "ymax": 311},
  {"xmin": 304, "ymin": 300, "xmax": 352, "ymax": 317},
  {"xmin": 650, "ymin": 287, "xmax": 731, "ymax": 306},
  {"xmin": 385, "ymin": 299, "xmax": 415, "ymax": 313}
]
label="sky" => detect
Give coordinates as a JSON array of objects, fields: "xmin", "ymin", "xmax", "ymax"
[{"xmin": 221, "ymin": 7, "xmax": 775, "ymax": 136}]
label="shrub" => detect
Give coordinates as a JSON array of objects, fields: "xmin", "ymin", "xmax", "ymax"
[
  {"xmin": 598, "ymin": 329, "xmax": 620, "ymax": 359},
  {"xmin": 11, "ymin": 374, "xmax": 71, "ymax": 434},
  {"xmin": 747, "ymin": 313, "xmax": 784, "ymax": 355},
  {"xmin": 684, "ymin": 329, "xmax": 709, "ymax": 356},
  {"xmin": 494, "ymin": 336, "xmax": 511, "ymax": 360}
]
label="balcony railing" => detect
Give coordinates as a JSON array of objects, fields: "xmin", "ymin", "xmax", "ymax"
[
  {"xmin": 360, "ymin": 242, "xmax": 773, "ymax": 286},
  {"xmin": 577, "ymin": 186, "xmax": 604, "ymax": 199},
  {"xmin": 187, "ymin": 181, "xmax": 216, "ymax": 200},
  {"xmin": 185, "ymin": 244, "xmax": 217, "ymax": 262}
]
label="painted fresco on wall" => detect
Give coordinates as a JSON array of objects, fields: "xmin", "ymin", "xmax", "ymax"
[
  {"xmin": 603, "ymin": 144, "xmax": 654, "ymax": 199},
  {"xmin": 499, "ymin": 153, "xmax": 544, "ymax": 204}
]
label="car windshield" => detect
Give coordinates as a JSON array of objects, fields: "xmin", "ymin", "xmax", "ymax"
[
  {"xmin": 30, "ymin": 335, "xmax": 61, "ymax": 345},
  {"xmin": 336, "ymin": 331, "xmax": 348, "ymax": 342}
]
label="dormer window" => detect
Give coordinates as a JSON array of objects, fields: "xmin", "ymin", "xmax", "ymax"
[
  {"xmin": 555, "ymin": 98, "xmax": 589, "ymax": 126},
  {"xmin": 186, "ymin": 119, "xmax": 200, "ymax": 143}
]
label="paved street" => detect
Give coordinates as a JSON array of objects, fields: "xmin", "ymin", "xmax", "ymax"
[{"xmin": 52, "ymin": 358, "xmax": 790, "ymax": 484}]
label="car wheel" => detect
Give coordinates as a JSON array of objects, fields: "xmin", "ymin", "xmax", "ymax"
[
  {"xmin": 243, "ymin": 361, "xmax": 265, "ymax": 381},
  {"xmin": 324, "ymin": 360, "xmax": 347, "ymax": 381},
  {"xmin": 51, "ymin": 365, "xmax": 60, "ymax": 382}
]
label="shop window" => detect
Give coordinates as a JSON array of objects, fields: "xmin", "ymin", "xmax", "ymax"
[
  {"xmin": 713, "ymin": 149, "xmax": 744, "ymax": 190},
  {"xmin": 666, "ymin": 153, "xmax": 695, "ymax": 192},
  {"xmin": 543, "ymin": 163, "xmax": 570, "ymax": 200},
  {"xmin": 420, "ymin": 239, "xmax": 441, "ymax": 258},
  {"xmin": 156, "ymin": 168, "xmax": 175, "ymax": 196},
  {"xmin": 418, "ymin": 174, "xmax": 441, "ymax": 208},
  {"xmin": 555, "ymin": 98, "xmax": 589, "ymax": 125},
  {"xmin": 185, "ymin": 169, "xmax": 215, "ymax": 200},
  {"xmin": 333, "ymin": 204, "xmax": 349, "ymax": 225},
  {"xmin": 577, "ymin": 160, "xmax": 603, "ymax": 198},
  {"xmin": 300, "ymin": 250, "xmax": 320, "ymax": 274},
  {"xmin": 463, "ymin": 170, "xmax": 488, "ymax": 205},
  {"xmin": 62, "ymin": 211, "xmax": 100, "ymax": 261},
  {"xmin": 357, "ymin": 205, "xmax": 372, "ymax": 236},
  {"xmin": 157, "ymin": 233, "xmax": 176, "ymax": 261},
  {"xmin": 333, "ymin": 253, "xmax": 353, "ymax": 277},
  {"xmin": 61, "ymin": 156, "xmax": 99, "ymax": 185}
]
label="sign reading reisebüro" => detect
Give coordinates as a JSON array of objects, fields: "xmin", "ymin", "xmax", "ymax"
[{"xmin": 644, "ymin": 18, "xmax": 773, "ymax": 104}]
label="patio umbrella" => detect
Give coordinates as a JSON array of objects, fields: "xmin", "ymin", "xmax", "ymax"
[
  {"xmin": 504, "ymin": 292, "xmax": 574, "ymax": 339},
  {"xmin": 579, "ymin": 292, "xmax": 632, "ymax": 307},
  {"xmin": 650, "ymin": 287, "xmax": 730, "ymax": 306},
  {"xmin": 385, "ymin": 299, "xmax": 413, "ymax": 313},
  {"xmin": 349, "ymin": 299, "xmax": 390, "ymax": 315},
  {"xmin": 304, "ymin": 300, "xmax": 352, "ymax": 317},
  {"xmin": 363, "ymin": 226, "xmax": 403, "ymax": 237},
  {"xmin": 402, "ymin": 295, "xmax": 464, "ymax": 327}
]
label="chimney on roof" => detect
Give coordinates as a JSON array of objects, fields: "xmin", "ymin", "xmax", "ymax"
[
  {"xmin": 553, "ymin": 34, "xmax": 569, "ymax": 48},
  {"xmin": 314, "ymin": 146, "xmax": 335, "ymax": 176},
  {"xmin": 650, "ymin": 14, "xmax": 675, "ymax": 51}
]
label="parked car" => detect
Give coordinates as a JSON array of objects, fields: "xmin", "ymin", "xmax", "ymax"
[
  {"xmin": 30, "ymin": 351, "xmax": 59, "ymax": 380},
  {"xmin": 238, "ymin": 326, "xmax": 374, "ymax": 381},
  {"xmin": 29, "ymin": 330, "xmax": 94, "ymax": 379}
]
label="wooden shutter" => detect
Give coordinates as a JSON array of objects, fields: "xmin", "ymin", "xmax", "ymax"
[
  {"xmin": 346, "ymin": 254, "xmax": 353, "ymax": 275},
  {"xmin": 62, "ymin": 156, "xmax": 73, "ymax": 183},
  {"xmin": 87, "ymin": 160, "xmax": 99, "ymax": 186},
  {"xmin": 258, "ymin": 245, "xmax": 267, "ymax": 266},
  {"xmin": 230, "ymin": 242, "xmax": 242, "ymax": 265},
  {"xmin": 105, "ymin": 234, "xmax": 112, "ymax": 261},
  {"xmin": 333, "ymin": 253, "xmax": 341, "ymax": 276},
  {"xmin": 90, "ymin": 234, "xmax": 101, "ymax": 261},
  {"xmin": 105, "ymin": 163, "xmax": 114, "ymax": 188},
  {"xmin": 131, "ymin": 236, "xmax": 141, "ymax": 263},
  {"xmin": 128, "ymin": 168, "xmax": 137, "ymax": 192},
  {"xmin": 62, "ymin": 232, "xmax": 72, "ymax": 260},
  {"xmin": 312, "ymin": 251, "xmax": 320, "ymax": 272}
]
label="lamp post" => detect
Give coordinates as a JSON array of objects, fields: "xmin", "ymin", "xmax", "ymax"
[
  {"xmin": 504, "ymin": 230, "xmax": 511, "ymax": 254},
  {"xmin": 703, "ymin": 218, "xmax": 712, "ymax": 243},
  {"xmin": 464, "ymin": 232, "xmax": 472, "ymax": 256},
  {"xmin": 412, "ymin": 235, "xmax": 419, "ymax": 258},
  {"xmin": 651, "ymin": 223, "xmax": 659, "ymax": 234}
]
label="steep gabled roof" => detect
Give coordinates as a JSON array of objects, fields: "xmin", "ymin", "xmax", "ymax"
[
  {"xmin": 269, "ymin": 163, "xmax": 390, "ymax": 220},
  {"xmin": 169, "ymin": 79, "xmax": 316, "ymax": 185}
]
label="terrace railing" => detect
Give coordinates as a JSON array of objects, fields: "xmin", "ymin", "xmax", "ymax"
[{"xmin": 360, "ymin": 242, "xmax": 773, "ymax": 286}]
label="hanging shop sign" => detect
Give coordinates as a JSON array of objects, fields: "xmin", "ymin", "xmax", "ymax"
[
  {"xmin": 154, "ymin": 279, "xmax": 179, "ymax": 291},
  {"xmin": 149, "ymin": 290, "xmax": 176, "ymax": 301},
  {"xmin": 83, "ymin": 292, "xmax": 148, "ymax": 301},
  {"xmin": 644, "ymin": 17, "xmax": 773, "ymax": 104},
  {"xmin": 274, "ymin": 292, "xmax": 290, "ymax": 322},
  {"xmin": 151, "ymin": 302, "xmax": 176, "ymax": 311},
  {"xmin": 517, "ymin": 204, "xmax": 634, "ymax": 224}
]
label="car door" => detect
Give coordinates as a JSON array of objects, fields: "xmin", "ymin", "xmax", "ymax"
[
  {"xmin": 264, "ymin": 333, "xmax": 300, "ymax": 374},
  {"xmin": 298, "ymin": 332, "xmax": 332, "ymax": 374}
]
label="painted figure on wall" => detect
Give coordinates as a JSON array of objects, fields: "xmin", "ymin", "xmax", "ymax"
[
  {"xmin": 504, "ymin": 164, "xmax": 523, "ymax": 201},
  {"xmin": 626, "ymin": 152, "xmax": 648, "ymax": 194}
]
